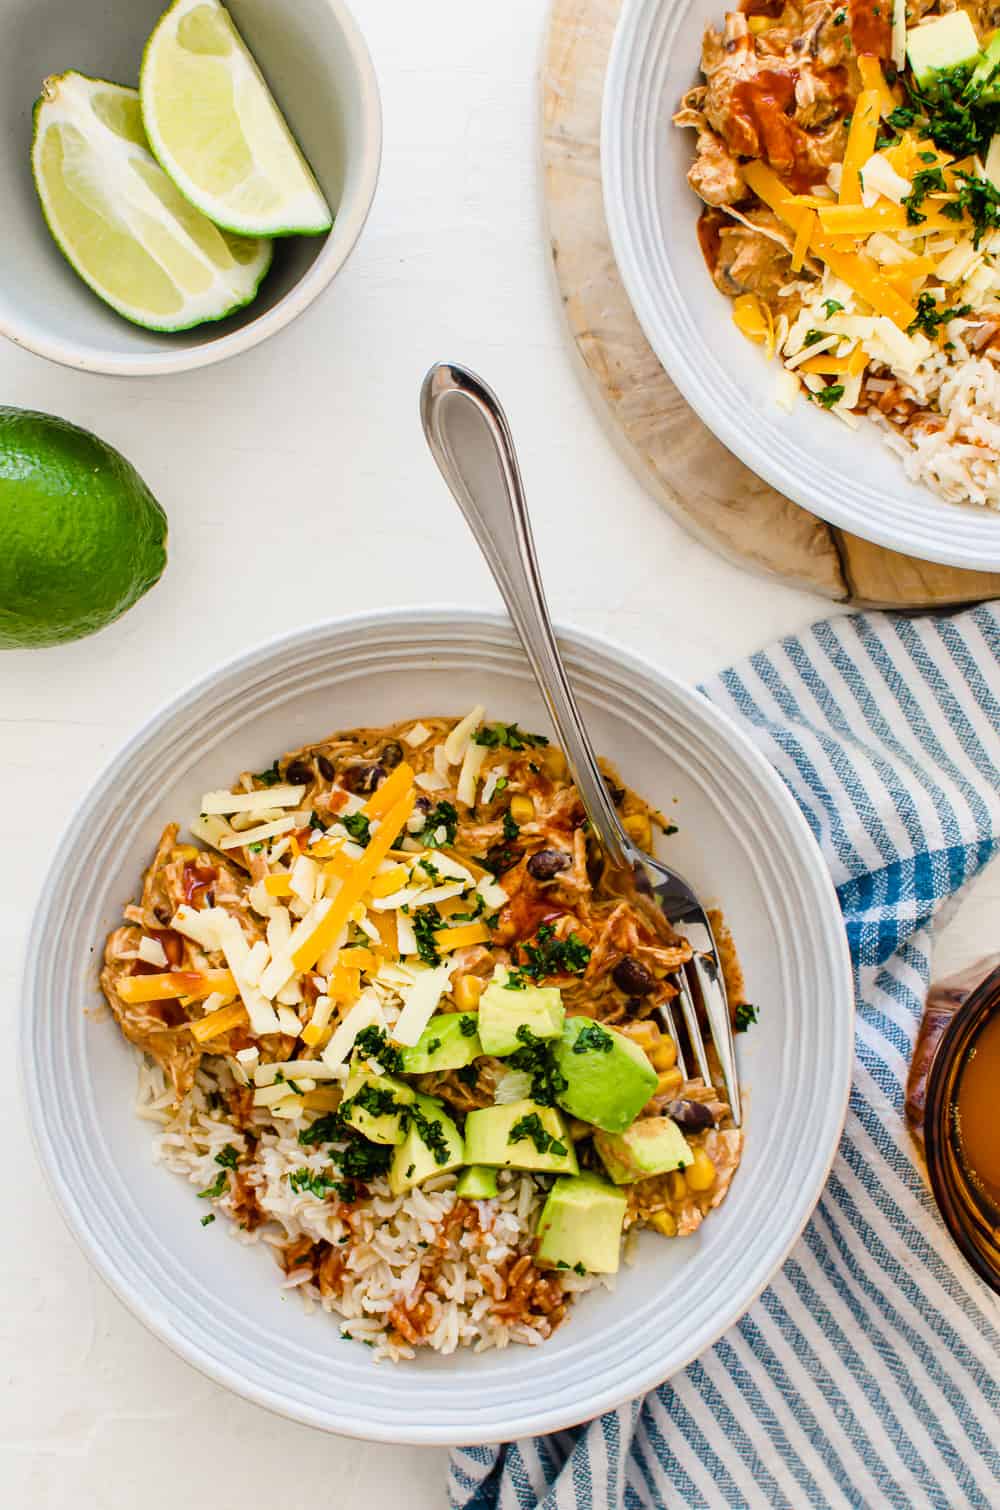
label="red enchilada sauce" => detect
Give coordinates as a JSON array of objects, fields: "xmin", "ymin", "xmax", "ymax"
[
  {"xmin": 848, "ymin": 0, "xmax": 891, "ymax": 61},
  {"xmin": 955, "ymin": 1010, "xmax": 1000, "ymax": 1209}
]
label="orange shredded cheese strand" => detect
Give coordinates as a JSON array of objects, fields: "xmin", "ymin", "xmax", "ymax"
[
  {"xmin": 292, "ymin": 789, "xmax": 416, "ymax": 972},
  {"xmin": 369, "ymin": 864, "xmax": 411, "ymax": 898},
  {"xmin": 743, "ymin": 161, "xmax": 809, "ymax": 229},
  {"xmin": 323, "ymin": 850, "xmax": 357, "ymax": 883},
  {"xmin": 790, "ymin": 209, "xmax": 816, "ymax": 271},
  {"xmin": 361, "ymin": 762, "xmax": 414, "ymax": 819},
  {"xmin": 264, "ymin": 874, "xmax": 293, "ymax": 896},
  {"xmin": 326, "ymin": 965, "xmax": 362, "ymax": 1001},
  {"xmin": 818, "ymin": 247, "xmax": 918, "ymax": 330},
  {"xmin": 117, "ymin": 968, "xmax": 236, "ymax": 1004},
  {"xmin": 435, "ymin": 921, "xmax": 491, "ymax": 952},
  {"xmin": 336, "ymin": 947, "xmax": 377, "ymax": 971},
  {"xmin": 189, "ymin": 1002, "xmax": 248, "ymax": 1043},
  {"xmin": 839, "ymin": 89, "xmax": 881, "ymax": 205},
  {"xmin": 857, "ymin": 56, "xmax": 896, "ymax": 118},
  {"xmin": 818, "ymin": 203, "xmax": 908, "ymax": 235},
  {"xmin": 799, "ymin": 346, "xmax": 868, "ymax": 376}
]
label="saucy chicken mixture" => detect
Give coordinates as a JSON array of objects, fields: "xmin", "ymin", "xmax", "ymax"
[
  {"xmin": 101, "ymin": 711, "xmax": 748, "ymax": 1356},
  {"xmin": 676, "ymin": 0, "xmax": 1000, "ymax": 510}
]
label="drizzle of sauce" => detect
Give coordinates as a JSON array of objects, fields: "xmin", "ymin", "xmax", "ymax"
[
  {"xmin": 849, "ymin": 0, "xmax": 891, "ymax": 62},
  {"xmin": 183, "ymin": 860, "xmax": 217, "ymax": 908},
  {"xmin": 955, "ymin": 1010, "xmax": 1000, "ymax": 1209},
  {"xmin": 725, "ymin": 70, "xmax": 823, "ymax": 193},
  {"xmin": 697, "ymin": 207, "xmax": 726, "ymax": 275}
]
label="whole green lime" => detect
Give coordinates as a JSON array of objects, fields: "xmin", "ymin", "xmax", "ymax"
[{"xmin": 0, "ymin": 407, "xmax": 167, "ymax": 648}]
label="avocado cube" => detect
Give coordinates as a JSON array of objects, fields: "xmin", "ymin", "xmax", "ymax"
[
  {"xmin": 906, "ymin": 12, "xmax": 981, "ymax": 86},
  {"xmin": 463, "ymin": 1098, "xmax": 579, "ymax": 1174},
  {"xmin": 536, "ymin": 1172, "xmax": 627, "ymax": 1274},
  {"xmin": 986, "ymin": 133, "xmax": 1000, "ymax": 188},
  {"xmin": 594, "ymin": 1116, "xmax": 694, "ymax": 1185},
  {"xmin": 399, "ymin": 1012, "xmax": 483, "ymax": 1074},
  {"xmin": 389, "ymin": 1093, "xmax": 464, "ymax": 1194},
  {"xmin": 972, "ymin": 34, "xmax": 1000, "ymax": 99},
  {"xmin": 455, "ymin": 1165, "xmax": 499, "ymax": 1199},
  {"xmin": 551, "ymin": 1017, "xmax": 657, "ymax": 1133},
  {"xmin": 477, "ymin": 981, "xmax": 565, "ymax": 1057},
  {"xmin": 342, "ymin": 1072, "xmax": 414, "ymax": 1146}
]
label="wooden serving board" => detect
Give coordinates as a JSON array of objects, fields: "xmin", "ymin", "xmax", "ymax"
[{"xmin": 541, "ymin": 0, "xmax": 1000, "ymax": 608}]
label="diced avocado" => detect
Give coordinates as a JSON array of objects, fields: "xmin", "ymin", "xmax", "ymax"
[
  {"xmin": 342, "ymin": 1072, "xmax": 415, "ymax": 1146},
  {"xmin": 906, "ymin": 13, "xmax": 981, "ymax": 87},
  {"xmin": 388, "ymin": 1093, "xmax": 464, "ymax": 1194},
  {"xmin": 969, "ymin": 31, "xmax": 1000, "ymax": 99},
  {"xmin": 455, "ymin": 1165, "xmax": 499, "ymax": 1199},
  {"xmin": 463, "ymin": 1098, "xmax": 579, "ymax": 1174},
  {"xmin": 551, "ymin": 1016, "xmax": 657, "ymax": 1134},
  {"xmin": 399, "ymin": 1012, "xmax": 483, "ymax": 1074},
  {"xmin": 477, "ymin": 980, "xmax": 565, "ymax": 1056},
  {"xmin": 594, "ymin": 1116, "xmax": 694, "ymax": 1185},
  {"xmin": 535, "ymin": 1172, "xmax": 627, "ymax": 1274}
]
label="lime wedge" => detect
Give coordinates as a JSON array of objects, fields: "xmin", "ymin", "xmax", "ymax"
[
  {"xmin": 140, "ymin": 0, "xmax": 333, "ymax": 238},
  {"xmin": 32, "ymin": 72, "xmax": 273, "ymax": 332}
]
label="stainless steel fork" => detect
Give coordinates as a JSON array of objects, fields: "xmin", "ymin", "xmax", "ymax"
[{"xmin": 420, "ymin": 361, "xmax": 742, "ymax": 1125}]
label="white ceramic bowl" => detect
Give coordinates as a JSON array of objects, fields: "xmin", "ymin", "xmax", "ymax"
[
  {"xmin": 602, "ymin": 0, "xmax": 1000, "ymax": 573},
  {"xmin": 21, "ymin": 610, "xmax": 853, "ymax": 1443},
  {"xmin": 0, "ymin": 0, "xmax": 380, "ymax": 376}
]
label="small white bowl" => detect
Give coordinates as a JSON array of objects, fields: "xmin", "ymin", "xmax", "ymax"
[
  {"xmin": 0, "ymin": 0, "xmax": 380, "ymax": 376},
  {"xmin": 602, "ymin": 0, "xmax": 1000, "ymax": 572},
  {"xmin": 20, "ymin": 609, "xmax": 853, "ymax": 1443}
]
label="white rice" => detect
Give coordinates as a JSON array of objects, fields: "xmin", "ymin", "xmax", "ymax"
[
  {"xmin": 136, "ymin": 1056, "xmax": 606, "ymax": 1361},
  {"xmin": 876, "ymin": 351, "xmax": 1000, "ymax": 510}
]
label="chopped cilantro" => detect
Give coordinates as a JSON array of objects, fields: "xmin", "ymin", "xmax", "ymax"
[
  {"xmin": 502, "ymin": 809, "xmax": 520, "ymax": 842},
  {"xmin": 832, "ymin": 8, "xmax": 844, "ymax": 22},
  {"xmin": 342, "ymin": 811, "xmax": 371, "ymax": 845},
  {"xmin": 416, "ymin": 801, "xmax": 459, "ymax": 849},
  {"xmin": 811, "ymin": 382, "xmax": 845, "ymax": 410},
  {"xmin": 254, "ymin": 760, "xmax": 281, "ymax": 787},
  {"xmin": 215, "ymin": 1144, "xmax": 239, "ymax": 1170},
  {"xmin": 417, "ymin": 856, "xmax": 442, "ymax": 883},
  {"xmin": 735, "ymin": 1002, "xmax": 759, "ymax": 1033},
  {"xmin": 457, "ymin": 1063, "xmax": 479, "ymax": 1087},
  {"xmin": 309, "ymin": 811, "xmax": 328, "ymax": 833},
  {"xmin": 902, "ymin": 166, "xmax": 947, "ymax": 225},
  {"xmin": 907, "ymin": 292, "xmax": 972, "ymax": 339},
  {"xmin": 822, "ymin": 298, "xmax": 844, "ymax": 319},
  {"xmin": 459, "ymin": 1015, "xmax": 478, "ymax": 1037},
  {"xmin": 573, "ymin": 1261, "xmax": 587, "ymax": 1276},
  {"xmin": 288, "ymin": 1167, "xmax": 338, "ymax": 1198},
  {"xmin": 348, "ymin": 1082, "xmax": 400, "ymax": 1119},
  {"xmin": 571, "ymin": 1021, "xmax": 613, "ymax": 1055},
  {"xmin": 406, "ymin": 1103, "xmax": 452, "ymax": 1165},
  {"xmin": 507, "ymin": 1113, "xmax": 567, "ymax": 1158},
  {"xmin": 339, "ymin": 1138, "xmax": 392, "ymax": 1181},
  {"xmin": 950, "ymin": 170, "xmax": 1000, "ymax": 247},
  {"xmin": 200, "ymin": 1213, "xmax": 215, "ymax": 1227},
  {"xmin": 353, "ymin": 1025, "xmax": 403, "ymax": 1073},
  {"xmin": 198, "ymin": 1169, "xmax": 229, "ymax": 1200},
  {"xmin": 508, "ymin": 924, "xmax": 591, "ymax": 986},
  {"xmin": 507, "ymin": 1024, "xmax": 569, "ymax": 1107},
  {"xmin": 474, "ymin": 722, "xmax": 549, "ymax": 750},
  {"xmin": 803, "ymin": 329, "xmax": 826, "ymax": 347},
  {"xmin": 886, "ymin": 104, "xmax": 916, "ymax": 131},
  {"xmin": 298, "ymin": 1111, "xmax": 343, "ymax": 1146},
  {"xmin": 918, "ymin": 150, "xmax": 937, "ymax": 162},
  {"xmin": 426, "ymin": 1037, "xmax": 442, "ymax": 1056},
  {"xmin": 247, "ymin": 842, "xmax": 263, "ymax": 854},
  {"xmin": 413, "ymin": 905, "xmax": 444, "ymax": 966}
]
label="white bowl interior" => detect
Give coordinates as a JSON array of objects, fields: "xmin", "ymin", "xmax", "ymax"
[
  {"xmin": 0, "ymin": 0, "xmax": 379, "ymax": 373},
  {"xmin": 21, "ymin": 612, "xmax": 853, "ymax": 1443},
  {"xmin": 602, "ymin": 0, "xmax": 1000, "ymax": 572}
]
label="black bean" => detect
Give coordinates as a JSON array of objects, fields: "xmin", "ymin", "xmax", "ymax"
[
  {"xmin": 604, "ymin": 776, "xmax": 626, "ymax": 807},
  {"xmin": 316, "ymin": 754, "xmax": 335, "ymax": 781},
  {"xmin": 527, "ymin": 848, "xmax": 570, "ymax": 881},
  {"xmin": 340, "ymin": 762, "xmax": 385, "ymax": 794},
  {"xmin": 485, "ymin": 842, "xmax": 520, "ymax": 875},
  {"xmin": 665, "ymin": 1099, "xmax": 715, "ymax": 1132},
  {"xmin": 414, "ymin": 796, "xmax": 431, "ymax": 816},
  {"xmin": 284, "ymin": 759, "xmax": 314, "ymax": 787},
  {"xmin": 381, "ymin": 740, "xmax": 404, "ymax": 769},
  {"xmin": 612, "ymin": 956, "xmax": 655, "ymax": 996}
]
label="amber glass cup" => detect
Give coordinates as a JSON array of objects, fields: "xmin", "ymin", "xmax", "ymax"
[{"xmin": 925, "ymin": 964, "xmax": 1000, "ymax": 1293}]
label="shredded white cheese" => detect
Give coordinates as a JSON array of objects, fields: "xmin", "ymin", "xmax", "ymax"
[
  {"xmin": 218, "ymin": 815, "xmax": 296, "ymax": 850},
  {"xmin": 443, "ymin": 705, "xmax": 485, "ymax": 765},
  {"xmin": 200, "ymin": 784, "xmax": 305, "ymax": 815},
  {"xmin": 392, "ymin": 962, "xmax": 459, "ymax": 1046},
  {"xmin": 321, "ymin": 991, "xmax": 385, "ymax": 1067}
]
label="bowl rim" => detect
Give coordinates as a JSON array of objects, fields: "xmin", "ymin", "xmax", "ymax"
[
  {"xmin": 0, "ymin": 0, "xmax": 382, "ymax": 377},
  {"xmin": 19, "ymin": 606, "xmax": 855, "ymax": 1441},
  {"xmin": 600, "ymin": 0, "xmax": 1000, "ymax": 574}
]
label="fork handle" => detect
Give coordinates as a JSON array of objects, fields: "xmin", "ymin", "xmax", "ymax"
[{"xmin": 420, "ymin": 362, "xmax": 630, "ymax": 869}]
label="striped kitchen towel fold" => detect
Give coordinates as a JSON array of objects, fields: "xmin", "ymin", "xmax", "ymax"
[{"xmin": 449, "ymin": 604, "xmax": 1000, "ymax": 1510}]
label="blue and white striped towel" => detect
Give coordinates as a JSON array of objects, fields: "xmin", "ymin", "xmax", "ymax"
[{"xmin": 449, "ymin": 604, "xmax": 1000, "ymax": 1510}]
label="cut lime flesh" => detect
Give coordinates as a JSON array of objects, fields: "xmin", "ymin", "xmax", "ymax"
[
  {"xmin": 32, "ymin": 71, "xmax": 272, "ymax": 332},
  {"xmin": 141, "ymin": 0, "xmax": 333, "ymax": 238}
]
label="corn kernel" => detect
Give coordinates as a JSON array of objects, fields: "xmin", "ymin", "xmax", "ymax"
[
  {"xmin": 650, "ymin": 1037, "xmax": 677, "ymax": 1071},
  {"xmin": 174, "ymin": 844, "xmax": 200, "ymax": 861},
  {"xmin": 542, "ymin": 748, "xmax": 568, "ymax": 780},
  {"xmin": 667, "ymin": 1170, "xmax": 687, "ymax": 1203},
  {"xmin": 685, "ymin": 1146, "xmax": 717, "ymax": 1192},
  {"xmin": 656, "ymin": 1068, "xmax": 683, "ymax": 1097},
  {"xmin": 648, "ymin": 1209, "xmax": 677, "ymax": 1237},
  {"xmin": 453, "ymin": 974, "xmax": 483, "ymax": 1011},
  {"xmin": 747, "ymin": 14, "xmax": 774, "ymax": 32},
  {"xmin": 509, "ymin": 794, "xmax": 535, "ymax": 825},
  {"xmin": 621, "ymin": 1020, "xmax": 659, "ymax": 1051},
  {"xmin": 623, "ymin": 812, "xmax": 652, "ymax": 850}
]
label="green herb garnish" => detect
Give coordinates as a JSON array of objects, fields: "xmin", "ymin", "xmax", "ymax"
[
  {"xmin": 507, "ymin": 1112, "xmax": 567, "ymax": 1158},
  {"xmin": 342, "ymin": 811, "xmax": 371, "ymax": 845},
  {"xmin": 254, "ymin": 760, "xmax": 281, "ymax": 787},
  {"xmin": 353, "ymin": 1025, "xmax": 403, "ymax": 1073},
  {"xmin": 822, "ymin": 298, "xmax": 844, "ymax": 318},
  {"xmin": 507, "ymin": 1024, "xmax": 569, "ymax": 1107},
  {"xmin": 417, "ymin": 801, "xmax": 459, "ymax": 849},
  {"xmin": 288, "ymin": 1167, "xmax": 338, "ymax": 1198},
  {"xmin": 572, "ymin": 1021, "xmax": 614, "ymax": 1055},
  {"xmin": 508, "ymin": 924, "xmax": 591, "ymax": 986},
  {"xmin": 735, "ymin": 1002, "xmax": 759, "ymax": 1033},
  {"xmin": 812, "ymin": 382, "xmax": 845, "ymax": 410},
  {"xmin": 907, "ymin": 292, "xmax": 972, "ymax": 339},
  {"xmin": 413, "ymin": 905, "xmax": 444, "ymax": 967},
  {"xmin": 473, "ymin": 722, "xmax": 549, "ymax": 750}
]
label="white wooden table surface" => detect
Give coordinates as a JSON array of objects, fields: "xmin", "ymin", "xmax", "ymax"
[{"xmin": 2, "ymin": 3, "xmax": 997, "ymax": 1504}]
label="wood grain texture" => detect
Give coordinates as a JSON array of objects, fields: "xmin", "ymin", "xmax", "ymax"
[{"xmin": 541, "ymin": 0, "xmax": 1000, "ymax": 609}]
